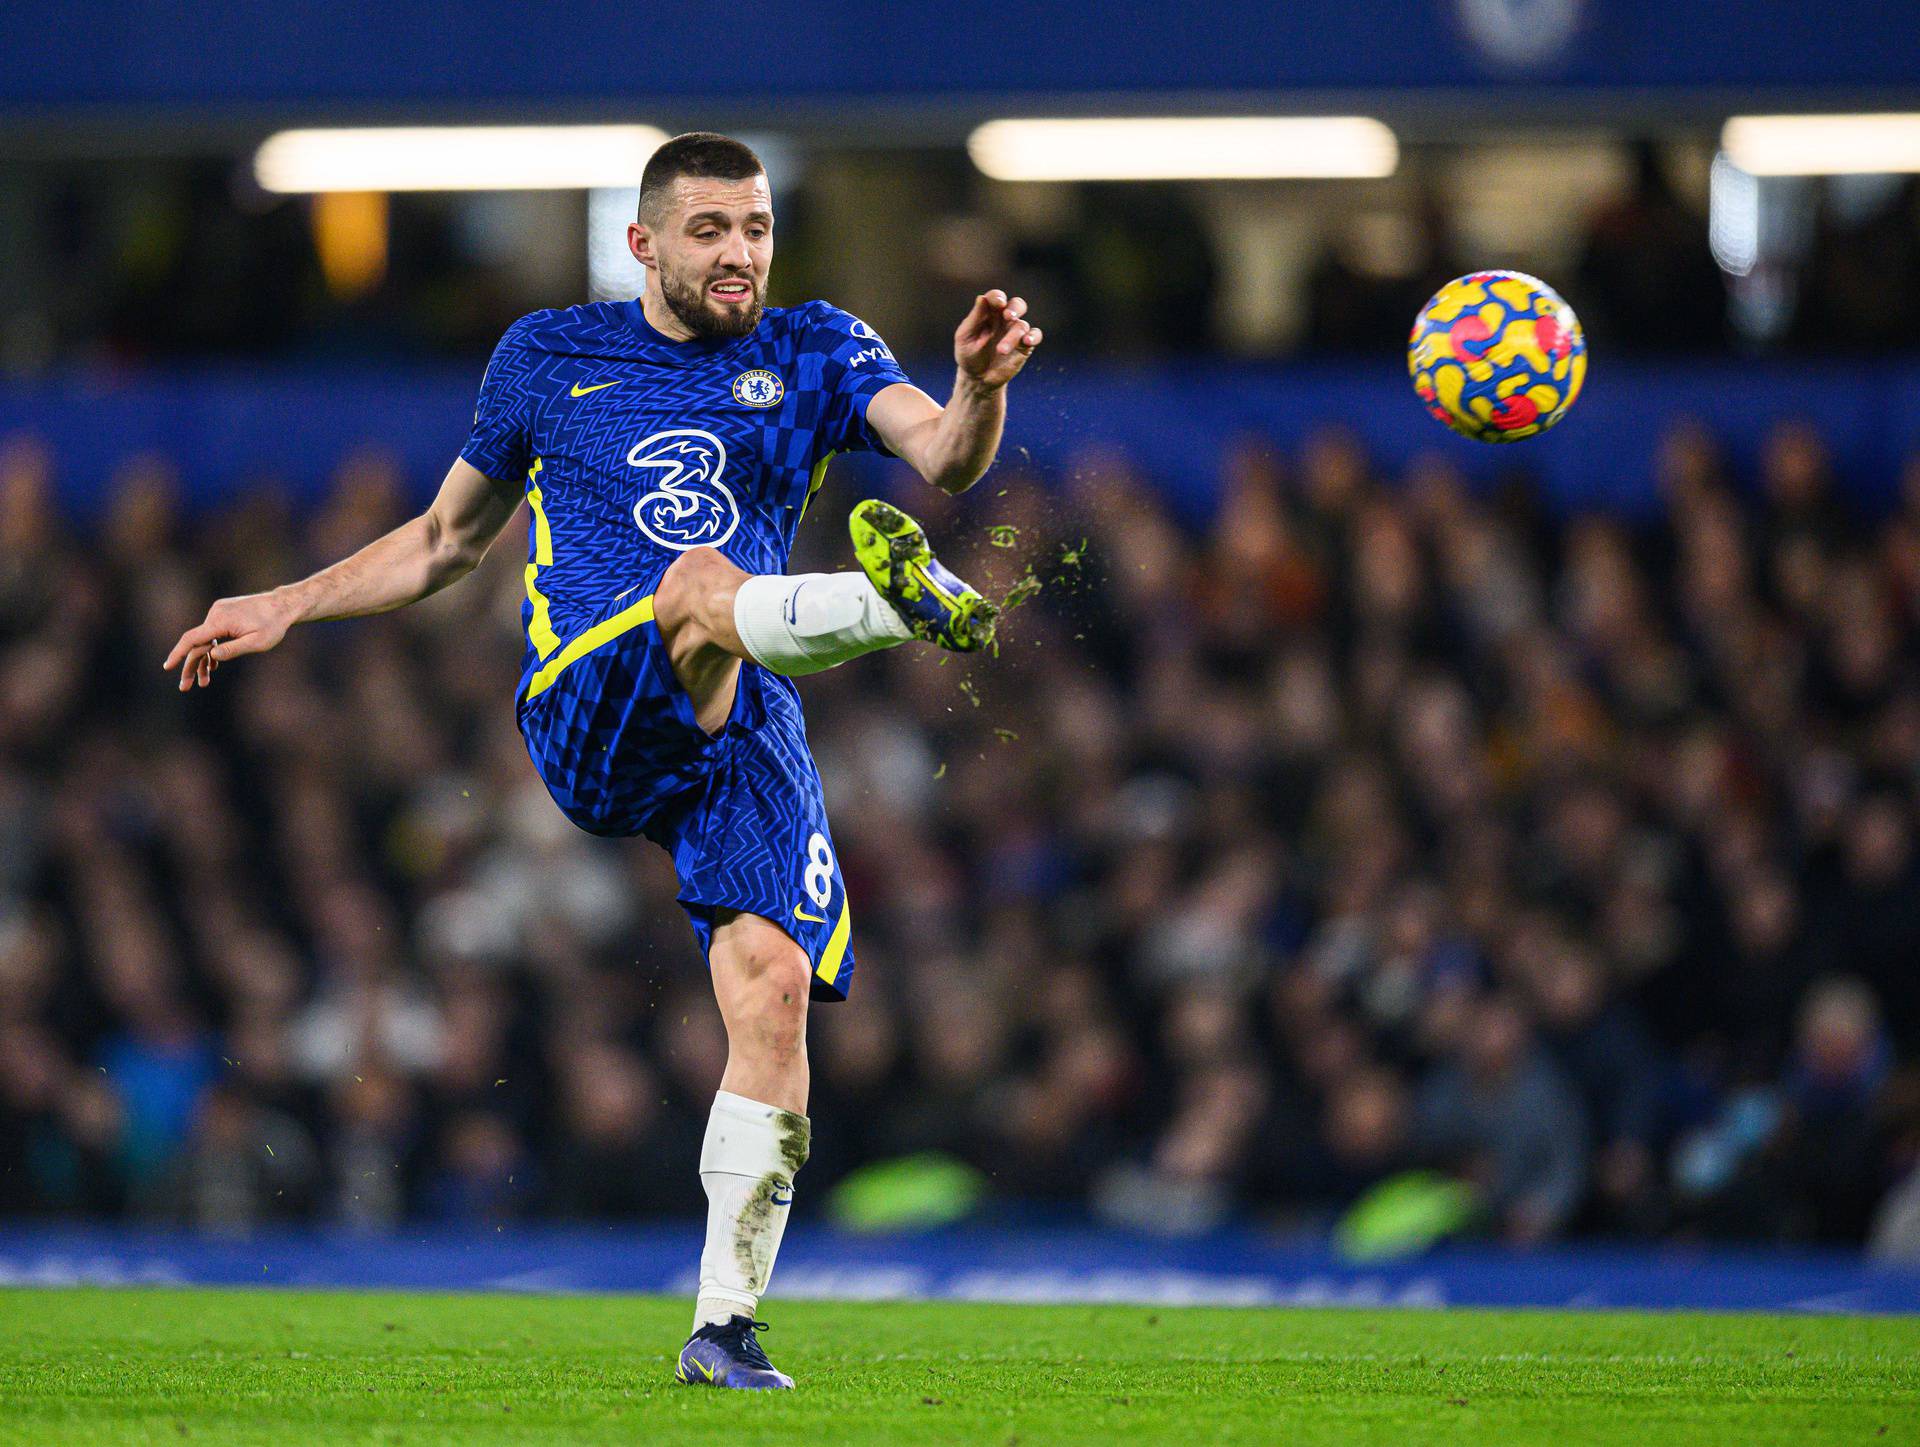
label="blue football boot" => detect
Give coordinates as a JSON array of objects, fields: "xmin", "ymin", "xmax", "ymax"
[
  {"xmin": 850, "ymin": 498, "xmax": 999, "ymax": 652},
  {"xmin": 674, "ymin": 1315, "xmax": 794, "ymax": 1391}
]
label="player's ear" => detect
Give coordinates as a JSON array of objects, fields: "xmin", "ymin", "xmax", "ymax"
[{"xmin": 627, "ymin": 221, "xmax": 656, "ymax": 271}]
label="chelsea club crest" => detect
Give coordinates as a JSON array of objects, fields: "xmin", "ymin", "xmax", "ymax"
[{"xmin": 732, "ymin": 369, "xmax": 785, "ymax": 408}]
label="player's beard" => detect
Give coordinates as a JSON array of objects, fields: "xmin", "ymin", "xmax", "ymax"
[{"xmin": 660, "ymin": 265, "xmax": 765, "ymax": 340}]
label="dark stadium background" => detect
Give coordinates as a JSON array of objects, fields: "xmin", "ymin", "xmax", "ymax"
[{"xmin": 2, "ymin": 0, "xmax": 1920, "ymax": 1300}]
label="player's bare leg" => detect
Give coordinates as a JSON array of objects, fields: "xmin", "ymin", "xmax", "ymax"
[
  {"xmin": 653, "ymin": 546, "xmax": 751, "ymax": 734},
  {"xmin": 708, "ymin": 908, "xmax": 811, "ymax": 1112}
]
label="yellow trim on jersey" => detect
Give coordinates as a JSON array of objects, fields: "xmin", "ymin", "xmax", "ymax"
[
  {"xmin": 523, "ymin": 591, "xmax": 657, "ymax": 703},
  {"xmin": 796, "ymin": 449, "xmax": 837, "ymax": 526},
  {"xmin": 523, "ymin": 459, "xmax": 561, "ymax": 661},
  {"xmin": 815, "ymin": 894, "xmax": 852, "ymax": 985}
]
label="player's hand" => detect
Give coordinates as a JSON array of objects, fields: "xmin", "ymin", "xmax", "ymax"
[
  {"xmin": 163, "ymin": 591, "xmax": 299, "ymax": 692},
  {"xmin": 954, "ymin": 289, "xmax": 1042, "ymax": 388}
]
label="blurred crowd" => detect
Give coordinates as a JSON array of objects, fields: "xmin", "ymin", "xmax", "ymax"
[{"xmin": 1, "ymin": 416, "xmax": 1918, "ymax": 1255}]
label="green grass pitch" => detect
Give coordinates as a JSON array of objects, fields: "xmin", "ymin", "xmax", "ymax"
[{"xmin": 2, "ymin": 1288, "xmax": 1916, "ymax": 1445}]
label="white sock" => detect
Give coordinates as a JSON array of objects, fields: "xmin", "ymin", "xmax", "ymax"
[
  {"xmin": 732, "ymin": 571, "xmax": 911, "ymax": 677},
  {"xmin": 694, "ymin": 1090, "xmax": 811, "ymax": 1330}
]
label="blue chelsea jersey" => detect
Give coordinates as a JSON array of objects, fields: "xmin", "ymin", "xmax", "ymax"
[{"xmin": 460, "ymin": 297, "xmax": 913, "ymax": 683}]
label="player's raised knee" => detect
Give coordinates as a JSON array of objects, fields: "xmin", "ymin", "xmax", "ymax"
[{"xmin": 656, "ymin": 547, "xmax": 739, "ymax": 638}]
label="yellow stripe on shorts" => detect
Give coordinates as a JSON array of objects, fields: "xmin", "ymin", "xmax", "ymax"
[{"xmin": 815, "ymin": 895, "xmax": 852, "ymax": 985}]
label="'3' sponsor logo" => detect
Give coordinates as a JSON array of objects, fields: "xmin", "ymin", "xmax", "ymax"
[{"xmin": 627, "ymin": 428, "xmax": 740, "ymax": 551}]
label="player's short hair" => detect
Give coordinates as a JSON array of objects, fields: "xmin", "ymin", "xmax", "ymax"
[{"xmin": 637, "ymin": 133, "xmax": 766, "ymax": 224}]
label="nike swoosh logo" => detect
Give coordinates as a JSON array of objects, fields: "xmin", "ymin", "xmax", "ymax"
[
  {"xmin": 570, "ymin": 380, "xmax": 622, "ymax": 397},
  {"xmin": 793, "ymin": 905, "xmax": 827, "ymax": 924}
]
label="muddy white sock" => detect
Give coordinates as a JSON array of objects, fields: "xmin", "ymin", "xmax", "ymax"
[
  {"xmin": 694, "ymin": 1090, "xmax": 811, "ymax": 1330},
  {"xmin": 732, "ymin": 571, "xmax": 911, "ymax": 677}
]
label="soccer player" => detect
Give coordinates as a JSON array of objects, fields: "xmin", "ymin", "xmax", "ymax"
[{"xmin": 163, "ymin": 132, "xmax": 1040, "ymax": 1390}]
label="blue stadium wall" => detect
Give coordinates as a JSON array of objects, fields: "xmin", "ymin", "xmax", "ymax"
[
  {"xmin": 5, "ymin": 0, "xmax": 1919, "ymax": 115},
  {"xmin": 3, "ymin": 1224, "xmax": 1918, "ymax": 1313},
  {"xmin": 6, "ymin": 360, "xmax": 1920, "ymax": 525}
]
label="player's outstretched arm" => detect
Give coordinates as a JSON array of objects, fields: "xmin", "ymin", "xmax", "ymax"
[
  {"xmin": 163, "ymin": 457, "xmax": 521, "ymax": 692},
  {"xmin": 867, "ymin": 289, "xmax": 1041, "ymax": 495}
]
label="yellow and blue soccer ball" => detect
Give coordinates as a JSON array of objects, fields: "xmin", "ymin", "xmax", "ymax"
[{"xmin": 1407, "ymin": 271, "xmax": 1586, "ymax": 443}]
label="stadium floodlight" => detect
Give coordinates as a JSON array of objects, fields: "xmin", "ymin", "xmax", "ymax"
[
  {"xmin": 967, "ymin": 117, "xmax": 1398, "ymax": 181},
  {"xmin": 254, "ymin": 125, "xmax": 670, "ymax": 193},
  {"xmin": 1721, "ymin": 114, "xmax": 1920, "ymax": 175}
]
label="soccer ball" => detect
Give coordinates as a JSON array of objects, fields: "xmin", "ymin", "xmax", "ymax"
[{"xmin": 1407, "ymin": 271, "xmax": 1586, "ymax": 443}]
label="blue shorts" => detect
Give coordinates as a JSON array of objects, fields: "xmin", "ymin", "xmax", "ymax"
[{"xmin": 516, "ymin": 601, "xmax": 855, "ymax": 1001}]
